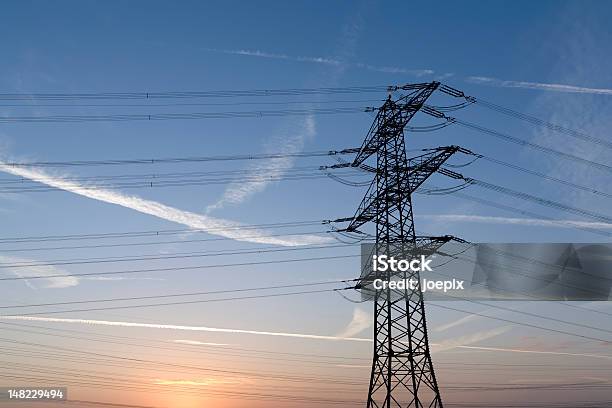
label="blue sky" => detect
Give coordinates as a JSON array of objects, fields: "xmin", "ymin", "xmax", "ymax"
[{"xmin": 1, "ymin": 1, "xmax": 612, "ymax": 407}]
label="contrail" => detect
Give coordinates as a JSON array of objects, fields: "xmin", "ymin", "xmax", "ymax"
[
  {"xmin": 467, "ymin": 76, "xmax": 612, "ymax": 95},
  {"xmin": 0, "ymin": 162, "xmax": 329, "ymax": 247},
  {"xmin": 173, "ymin": 339, "xmax": 232, "ymax": 347},
  {"xmin": 207, "ymin": 48, "xmax": 612, "ymax": 91},
  {"xmin": 2, "ymin": 315, "xmax": 610, "ymax": 360},
  {"xmin": 419, "ymin": 214, "xmax": 612, "ymax": 229},
  {"xmin": 206, "ymin": 115, "xmax": 316, "ymax": 213},
  {"xmin": 211, "ymin": 48, "xmax": 612, "ymax": 95},
  {"xmin": 431, "ymin": 327, "xmax": 509, "ymax": 352},
  {"xmin": 206, "ymin": 48, "xmax": 434, "ymax": 76},
  {"xmin": 434, "ymin": 313, "xmax": 480, "ymax": 332},
  {"xmin": 208, "ymin": 48, "xmax": 343, "ymax": 66},
  {"xmin": 457, "ymin": 344, "xmax": 612, "ymax": 360},
  {"xmin": 0, "ymin": 316, "xmax": 371, "ymax": 342}
]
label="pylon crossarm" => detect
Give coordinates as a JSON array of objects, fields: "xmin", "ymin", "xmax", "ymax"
[
  {"xmin": 346, "ymin": 176, "xmax": 377, "ymax": 232},
  {"xmin": 347, "ymin": 148, "xmax": 460, "ymax": 233},
  {"xmin": 352, "ymin": 83, "xmax": 440, "ymax": 167},
  {"xmin": 404, "ymin": 147, "xmax": 461, "ymax": 192}
]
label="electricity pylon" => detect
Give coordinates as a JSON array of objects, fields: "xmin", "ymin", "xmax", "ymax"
[{"xmin": 335, "ymin": 82, "xmax": 459, "ymax": 407}]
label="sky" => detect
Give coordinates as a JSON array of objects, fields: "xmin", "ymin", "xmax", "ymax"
[{"xmin": 0, "ymin": 1, "xmax": 611, "ymax": 407}]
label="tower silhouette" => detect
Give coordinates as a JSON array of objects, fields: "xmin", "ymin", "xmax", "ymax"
[{"xmin": 337, "ymin": 82, "xmax": 459, "ymax": 407}]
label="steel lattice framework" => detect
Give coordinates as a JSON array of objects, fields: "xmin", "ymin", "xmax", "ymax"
[{"xmin": 339, "ymin": 82, "xmax": 459, "ymax": 407}]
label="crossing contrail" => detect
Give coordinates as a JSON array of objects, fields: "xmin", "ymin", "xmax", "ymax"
[
  {"xmin": 467, "ymin": 76, "xmax": 612, "ymax": 95},
  {"xmin": 0, "ymin": 162, "xmax": 330, "ymax": 247}
]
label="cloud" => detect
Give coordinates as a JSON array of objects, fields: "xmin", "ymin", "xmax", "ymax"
[
  {"xmin": 336, "ymin": 307, "xmax": 372, "ymax": 338},
  {"xmin": 80, "ymin": 276, "xmax": 166, "ymax": 282},
  {"xmin": 173, "ymin": 339, "xmax": 232, "ymax": 347},
  {"xmin": 206, "ymin": 115, "xmax": 316, "ymax": 213},
  {"xmin": 335, "ymin": 364, "xmax": 370, "ymax": 369},
  {"xmin": 0, "ymin": 316, "xmax": 372, "ymax": 342},
  {"xmin": 434, "ymin": 313, "xmax": 480, "ymax": 332},
  {"xmin": 431, "ymin": 327, "xmax": 510, "ymax": 353},
  {"xmin": 153, "ymin": 377, "xmax": 243, "ymax": 386},
  {"xmin": 418, "ymin": 214, "xmax": 612, "ymax": 229},
  {"xmin": 0, "ymin": 255, "xmax": 78, "ymax": 289},
  {"xmin": 522, "ymin": 16, "xmax": 612, "ymax": 215},
  {"xmin": 0, "ymin": 162, "xmax": 329, "ymax": 247},
  {"xmin": 457, "ymin": 344, "xmax": 612, "ymax": 360},
  {"xmin": 466, "ymin": 76, "xmax": 612, "ymax": 95}
]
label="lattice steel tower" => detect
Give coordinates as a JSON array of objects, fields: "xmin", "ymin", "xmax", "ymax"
[{"xmin": 337, "ymin": 82, "xmax": 460, "ymax": 407}]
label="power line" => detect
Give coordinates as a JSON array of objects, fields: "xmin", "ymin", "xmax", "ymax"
[
  {"xmin": 349, "ymin": 241, "xmax": 612, "ymax": 336},
  {"xmin": 2, "ymin": 294, "xmax": 608, "ymax": 402},
  {"xmin": 0, "ymin": 322, "xmax": 366, "ymax": 368},
  {"xmin": 448, "ymin": 252, "xmax": 612, "ymax": 316},
  {"xmin": 466, "ymin": 152, "xmax": 612, "ymax": 199},
  {"xmin": 0, "ymin": 253, "xmax": 360, "ymax": 282},
  {"xmin": 1, "ymin": 320, "xmax": 608, "ymax": 390},
  {"xmin": 0, "ymin": 279, "xmax": 355, "ymax": 310},
  {"xmin": 0, "ymin": 332, "xmax": 607, "ymax": 398},
  {"xmin": 0, "ymin": 166, "xmax": 365, "ymax": 185},
  {"xmin": 420, "ymin": 104, "xmax": 612, "ymax": 174},
  {"xmin": 0, "ymin": 312, "xmax": 608, "ymax": 404},
  {"xmin": 4, "ymin": 319, "xmax": 607, "ymax": 371},
  {"xmin": 0, "ymin": 170, "xmax": 368, "ymax": 193},
  {"xmin": 416, "ymin": 239, "xmax": 612, "ymax": 316},
  {"xmin": 0, "ymin": 243, "xmax": 357, "ymax": 269},
  {"xmin": 0, "ymin": 338, "xmax": 366, "ymax": 383},
  {"xmin": 439, "ymin": 82, "xmax": 612, "ymax": 150},
  {"xmin": 460, "ymin": 175, "xmax": 612, "ymax": 224},
  {"xmin": 55, "ymin": 400, "xmax": 165, "ymax": 408},
  {"xmin": 0, "ymin": 219, "xmax": 326, "ymax": 243},
  {"xmin": 0, "ymin": 288, "xmax": 347, "ymax": 316},
  {"xmin": 6, "ymin": 282, "xmax": 612, "ymax": 341},
  {"xmin": 0, "ymin": 106, "xmax": 368, "ymax": 123},
  {"xmin": 433, "ymin": 288, "xmax": 612, "ymax": 337},
  {"xmin": 0, "ymin": 164, "xmax": 333, "ymax": 183},
  {"xmin": 0, "ymin": 85, "xmax": 390, "ymax": 101},
  {"xmin": 453, "ymin": 118, "xmax": 612, "ymax": 174},
  {"xmin": 4, "ymin": 243, "xmax": 611, "ymax": 340},
  {"xmin": 0, "ymin": 371, "xmax": 362, "ymax": 405},
  {"xmin": 0, "ymin": 336, "xmax": 359, "ymax": 384},
  {"xmin": 1, "ymin": 148, "xmax": 358, "ymax": 167},
  {"xmin": 0, "ymin": 230, "xmax": 331, "ymax": 253},
  {"xmin": 419, "ymin": 185, "xmax": 612, "ymax": 238},
  {"xmin": 473, "ymin": 97, "xmax": 612, "ymax": 150},
  {"xmin": 427, "ymin": 302, "xmax": 611, "ymax": 344},
  {"xmin": 0, "ymin": 97, "xmax": 383, "ymax": 108}
]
